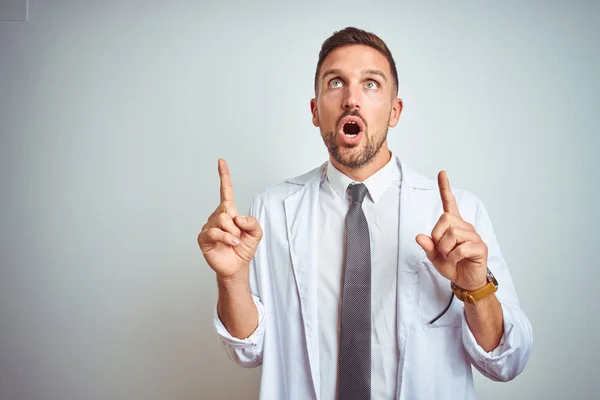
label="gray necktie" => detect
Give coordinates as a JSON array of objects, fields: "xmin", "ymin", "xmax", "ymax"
[{"xmin": 337, "ymin": 183, "xmax": 371, "ymax": 400}]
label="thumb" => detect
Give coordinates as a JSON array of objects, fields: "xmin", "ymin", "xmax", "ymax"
[
  {"xmin": 234, "ymin": 215, "xmax": 263, "ymax": 240},
  {"xmin": 416, "ymin": 234, "xmax": 437, "ymax": 262}
]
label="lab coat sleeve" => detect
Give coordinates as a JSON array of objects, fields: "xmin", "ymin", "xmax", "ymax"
[
  {"xmin": 212, "ymin": 197, "xmax": 267, "ymax": 368},
  {"xmin": 461, "ymin": 195, "xmax": 534, "ymax": 382},
  {"xmin": 213, "ymin": 289, "xmax": 266, "ymax": 368}
]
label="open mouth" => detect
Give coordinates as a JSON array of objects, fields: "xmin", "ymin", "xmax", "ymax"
[
  {"xmin": 339, "ymin": 115, "xmax": 365, "ymax": 137},
  {"xmin": 343, "ymin": 121, "xmax": 361, "ymax": 136}
]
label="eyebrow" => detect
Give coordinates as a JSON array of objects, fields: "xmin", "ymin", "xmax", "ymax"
[
  {"xmin": 363, "ymin": 69, "xmax": 388, "ymax": 82},
  {"xmin": 321, "ymin": 68, "xmax": 388, "ymax": 83}
]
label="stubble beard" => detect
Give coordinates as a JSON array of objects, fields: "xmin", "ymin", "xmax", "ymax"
[{"xmin": 321, "ymin": 122, "xmax": 389, "ymax": 169}]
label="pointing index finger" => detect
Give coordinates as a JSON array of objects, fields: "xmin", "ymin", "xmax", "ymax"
[
  {"xmin": 438, "ymin": 170, "xmax": 461, "ymax": 217},
  {"xmin": 218, "ymin": 159, "xmax": 234, "ymax": 203}
]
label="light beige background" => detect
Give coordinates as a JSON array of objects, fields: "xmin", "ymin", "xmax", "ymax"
[{"xmin": 1, "ymin": 0, "xmax": 598, "ymax": 399}]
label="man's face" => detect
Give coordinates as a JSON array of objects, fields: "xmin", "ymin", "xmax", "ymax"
[{"xmin": 310, "ymin": 44, "xmax": 402, "ymax": 170}]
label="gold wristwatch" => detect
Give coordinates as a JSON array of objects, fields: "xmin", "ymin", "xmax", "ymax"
[{"xmin": 451, "ymin": 268, "xmax": 498, "ymax": 304}]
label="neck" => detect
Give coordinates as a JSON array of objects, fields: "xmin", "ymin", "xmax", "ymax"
[{"xmin": 331, "ymin": 144, "xmax": 392, "ymax": 182}]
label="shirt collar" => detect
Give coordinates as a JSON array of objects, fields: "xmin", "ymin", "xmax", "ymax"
[{"xmin": 326, "ymin": 153, "xmax": 401, "ymax": 204}]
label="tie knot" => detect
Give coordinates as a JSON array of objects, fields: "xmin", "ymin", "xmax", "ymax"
[{"xmin": 348, "ymin": 183, "xmax": 368, "ymax": 204}]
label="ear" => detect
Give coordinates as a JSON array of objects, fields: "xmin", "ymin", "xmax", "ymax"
[
  {"xmin": 389, "ymin": 97, "xmax": 403, "ymax": 128},
  {"xmin": 310, "ymin": 98, "xmax": 320, "ymax": 127}
]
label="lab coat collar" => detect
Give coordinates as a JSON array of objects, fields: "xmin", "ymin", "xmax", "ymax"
[
  {"xmin": 285, "ymin": 156, "xmax": 436, "ymax": 191},
  {"xmin": 325, "ymin": 153, "xmax": 401, "ymax": 204}
]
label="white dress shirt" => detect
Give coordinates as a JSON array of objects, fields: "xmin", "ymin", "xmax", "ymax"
[{"xmin": 318, "ymin": 156, "xmax": 401, "ymax": 400}]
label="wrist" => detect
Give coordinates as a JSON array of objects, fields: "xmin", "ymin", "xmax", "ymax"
[
  {"xmin": 216, "ymin": 265, "xmax": 250, "ymax": 287},
  {"xmin": 452, "ymin": 279, "xmax": 488, "ymax": 292},
  {"xmin": 463, "ymin": 290, "xmax": 496, "ymax": 311},
  {"xmin": 216, "ymin": 268, "xmax": 252, "ymax": 312},
  {"xmin": 217, "ymin": 272, "xmax": 250, "ymax": 302},
  {"xmin": 451, "ymin": 268, "xmax": 498, "ymax": 305}
]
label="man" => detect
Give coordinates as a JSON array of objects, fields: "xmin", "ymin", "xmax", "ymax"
[{"xmin": 198, "ymin": 27, "xmax": 533, "ymax": 400}]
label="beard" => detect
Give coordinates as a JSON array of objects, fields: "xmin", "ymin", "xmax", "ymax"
[{"xmin": 320, "ymin": 110, "xmax": 389, "ymax": 169}]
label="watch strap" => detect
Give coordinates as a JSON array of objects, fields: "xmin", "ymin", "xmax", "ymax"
[{"xmin": 451, "ymin": 280, "xmax": 498, "ymax": 304}]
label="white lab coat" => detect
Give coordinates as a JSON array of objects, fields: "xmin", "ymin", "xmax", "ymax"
[{"xmin": 214, "ymin": 157, "xmax": 533, "ymax": 400}]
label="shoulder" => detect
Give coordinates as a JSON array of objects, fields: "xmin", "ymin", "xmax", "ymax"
[{"xmin": 249, "ymin": 162, "xmax": 326, "ymax": 212}]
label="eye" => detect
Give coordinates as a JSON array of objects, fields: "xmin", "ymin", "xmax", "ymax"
[
  {"xmin": 329, "ymin": 79, "xmax": 343, "ymax": 88},
  {"xmin": 365, "ymin": 80, "xmax": 379, "ymax": 89}
]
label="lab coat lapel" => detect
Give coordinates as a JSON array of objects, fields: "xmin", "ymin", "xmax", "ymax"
[
  {"xmin": 283, "ymin": 164, "xmax": 326, "ymax": 399},
  {"xmin": 395, "ymin": 158, "xmax": 436, "ymax": 395}
]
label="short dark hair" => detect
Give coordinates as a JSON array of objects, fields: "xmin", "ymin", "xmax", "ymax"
[{"xmin": 314, "ymin": 27, "xmax": 399, "ymax": 95}]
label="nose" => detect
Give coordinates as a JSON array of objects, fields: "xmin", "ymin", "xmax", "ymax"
[{"xmin": 342, "ymin": 84, "xmax": 361, "ymax": 110}]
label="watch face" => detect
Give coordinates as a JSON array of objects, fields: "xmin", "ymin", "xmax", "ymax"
[{"xmin": 487, "ymin": 268, "xmax": 499, "ymax": 288}]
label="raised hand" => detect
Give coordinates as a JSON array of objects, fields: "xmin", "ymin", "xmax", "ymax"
[
  {"xmin": 198, "ymin": 159, "xmax": 263, "ymax": 279},
  {"xmin": 415, "ymin": 171, "xmax": 488, "ymax": 291}
]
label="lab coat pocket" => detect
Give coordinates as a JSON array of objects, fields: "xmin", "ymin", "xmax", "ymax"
[{"xmin": 418, "ymin": 260, "xmax": 463, "ymax": 329}]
